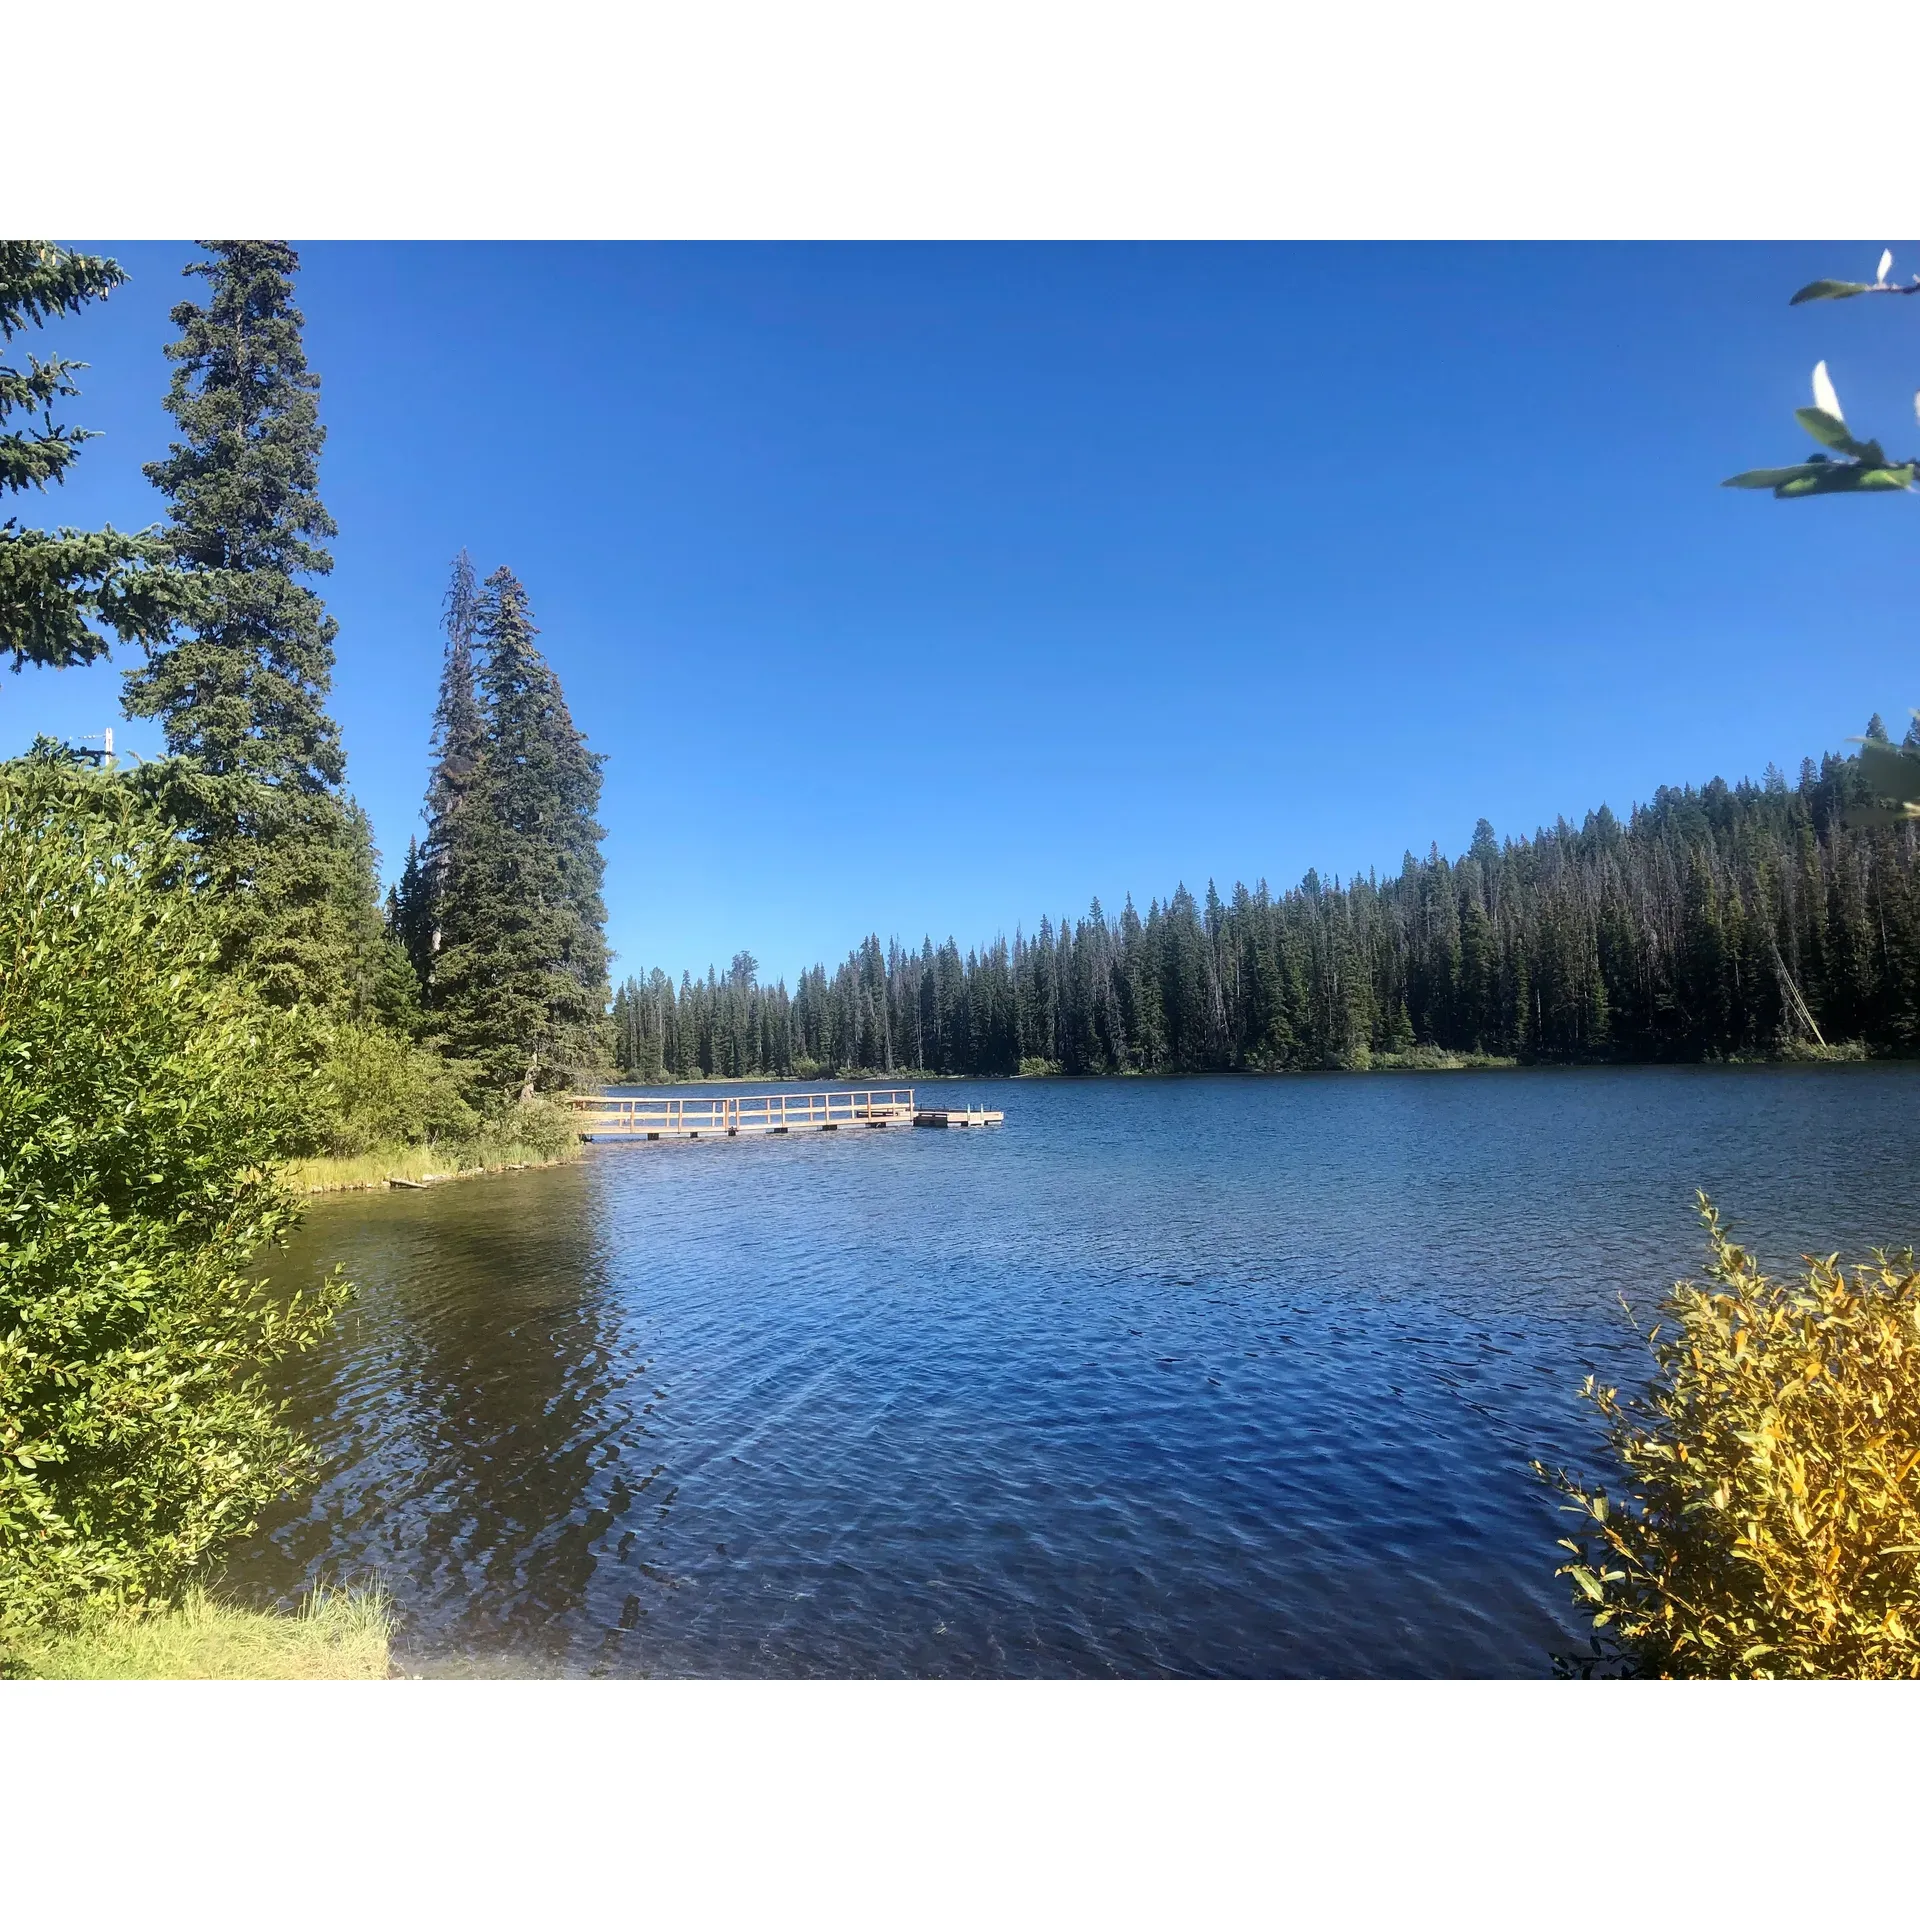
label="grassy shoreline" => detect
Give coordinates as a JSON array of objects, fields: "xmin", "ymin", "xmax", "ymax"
[
  {"xmin": 286, "ymin": 1139, "xmax": 582, "ymax": 1195},
  {"xmin": 291, "ymin": 1046, "xmax": 1884, "ymax": 1195},
  {"xmin": 609, "ymin": 1048, "xmax": 1523, "ymax": 1087},
  {"xmin": 1359, "ymin": 1045, "xmax": 1516, "ymax": 1070},
  {"xmin": 284, "ymin": 1144, "xmax": 579, "ymax": 1190},
  {"xmin": 610, "ymin": 1041, "xmax": 1879, "ymax": 1089},
  {"xmin": 3, "ymin": 1586, "xmax": 393, "ymax": 1680}
]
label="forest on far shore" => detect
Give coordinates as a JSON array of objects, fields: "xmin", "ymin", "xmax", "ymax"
[{"xmin": 613, "ymin": 724, "xmax": 1920, "ymax": 1082}]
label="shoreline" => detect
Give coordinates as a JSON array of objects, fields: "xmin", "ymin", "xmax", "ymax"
[
  {"xmin": 286, "ymin": 1143, "xmax": 582, "ymax": 1196},
  {"xmin": 606, "ymin": 1041, "xmax": 1878, "ymax": 1091},
  {"xmin": 3, "ymin": 1586, "xmax": 392, "ymax": 1681},
  {"xmin": 292, "ymin": 1047, "xmax": 1893, "ymax": 1195}
]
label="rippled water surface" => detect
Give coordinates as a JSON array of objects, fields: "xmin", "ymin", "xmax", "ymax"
[{"xmin": 225, "ymin": 1067, "xmax": 1920, "ymax": 1676}]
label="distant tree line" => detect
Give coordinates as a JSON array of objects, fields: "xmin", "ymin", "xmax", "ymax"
[{"xmin": 614, "ymin": 729, "xmax": 1920, "ymax": 1081}]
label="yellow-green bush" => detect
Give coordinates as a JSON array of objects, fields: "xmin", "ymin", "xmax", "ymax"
[
  {"xmin": 306, "ymin": 1023, "xmax": 587, "ymax": 1169},
  {"xmin": 1539, "ymin": 1197, "xmax": 1920, "ymax": 1678},
  {"xmin": 308, "ymin": 1018, "xmax": 477, "ymax": 1154},
  {"xmin": 473, "ymin": 1093, "xmax": 579, "ymax": 1165}
]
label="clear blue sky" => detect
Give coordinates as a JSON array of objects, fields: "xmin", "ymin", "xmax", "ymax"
[{"xmin": 8, "ymin": 242, "xmax": 1918, "ymax": 987}]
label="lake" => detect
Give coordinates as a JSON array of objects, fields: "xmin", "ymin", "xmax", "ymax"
[{"xmin": 225, "ymin": 1065, "xmax": 1920, "ymax": 1676}]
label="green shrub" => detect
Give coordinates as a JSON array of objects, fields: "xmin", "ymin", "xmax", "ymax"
[
  {"xmin": 472, "ymin": 1093, "xmax": 580, "ymax": 1165},
  {"xmin": 0, "ymin": 763, "xmax": 347, "ymax": 1631},
  {"xmin": 1538, "ymin": 1197, "xmax": 1920, "ymax": 1678},
  {"xmin": 309, "ymin": 1018, "xmax": 477, "ymax": 1154}
]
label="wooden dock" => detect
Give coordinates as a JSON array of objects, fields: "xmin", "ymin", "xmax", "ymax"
[{"xmin": 568, "ymin": 1087, "xmax": 1004, "ymax": 1143}]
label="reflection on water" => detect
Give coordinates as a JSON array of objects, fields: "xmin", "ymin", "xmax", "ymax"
[{"xmin": 224, "ymin": 1065, "xmax": 1920, "ymax": 1676}]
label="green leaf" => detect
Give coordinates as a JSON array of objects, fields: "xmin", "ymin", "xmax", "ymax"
[
  {"xmin": 1775, "ymin": 463, "xmax": 1917, "ymax": 498},
  {"xmin": 1724, "ymin": 465, "xmax": 1823, "ymax": 490},
  {"xmin": 1795, "ymin": 407, "xmax": 1864, "ymax": 454},
  {"xmin": 1790, "ymin": 279, "xmax": 1875, "ymax": 304}
]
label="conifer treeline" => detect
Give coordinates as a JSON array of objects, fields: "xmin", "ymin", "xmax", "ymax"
[{"xmin": 613, "ymin": 734, "xmax": 1920, "ymax": 1081}]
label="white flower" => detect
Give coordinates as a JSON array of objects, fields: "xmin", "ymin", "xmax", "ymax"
[
  {"xmin": 1878, "ymin": 248, "xmax": 1893, "ymax": 284},
  {"xmin": 1812, "ymin": 360, "xmax": 1845, "ymax": 422}
]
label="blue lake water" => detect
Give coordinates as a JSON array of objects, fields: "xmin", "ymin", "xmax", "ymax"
[{"xmin": 225, "ymin": 1065, "xmax": 1920, "ymax": 1676}]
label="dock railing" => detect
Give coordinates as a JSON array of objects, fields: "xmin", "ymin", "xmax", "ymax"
[{"xmin": 569, "ymin": 1087, "xmax": 918, "ymax": 1139}]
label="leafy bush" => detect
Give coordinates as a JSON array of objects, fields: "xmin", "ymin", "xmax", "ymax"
[
  {"xmin": 309, "ymin": 1018, "xmax": 477, "ymax": 1155},
  {"xmin": 472, "ymin": 1093, "xmax": 579, "ymax": 1166},
  {"xmin": 1539, "ymin": 1197, "xmax": 1920, "ymax": 1678},
  {"xmin": 0, "ymin": 763, "xmax": 346, "ymax": 1630}
]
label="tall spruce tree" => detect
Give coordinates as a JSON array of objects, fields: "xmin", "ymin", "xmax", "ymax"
[
  {"xmin": 411, "ymin": 550, "xmax": 487, "ymax": 993},
  {"xmin": 122, "ymin": 241, "xmax": 389, "ymax": 1016},
  {"xmin": 435, "ymin": 566, "xmax": 611, "ymax": 1095},
  {"xmin": 1, "ymin": 242, "xmax": 180, "ymax": 673}
]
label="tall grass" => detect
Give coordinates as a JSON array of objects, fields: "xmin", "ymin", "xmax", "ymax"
[
  {"xmin": 284, "ymin": 1141, "xmax": 473, "ymax": 1193},
  {"xmin": 285, "ymin": 1114, "xmax": 585, "ymax": 1193},
  {"xmin": 4, "ymin": 1585, "xmax": 393, "ymax": 1680}
]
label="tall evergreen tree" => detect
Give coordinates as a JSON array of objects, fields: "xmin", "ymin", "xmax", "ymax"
[
  {"xmin": 385, "ymin": 552, "xmax": 485, "ymax": 996},
  {"xmin": 122, "ymin": 241, "xmax": 388, "ymax": 1016},
  {"xmin": 417, "ymin": 551, "xmax": 485, "ymax": 977},
  {"xmin": 1, "ymin": 242, "xmax": 179, "ymax": 673},
  {"xmin": 435, "ymin": 567, "xmax": 611, "ymax": 1094},
  {"xmin": 127, "ymin": 242, "xmax": 342, "ymax": 788}
]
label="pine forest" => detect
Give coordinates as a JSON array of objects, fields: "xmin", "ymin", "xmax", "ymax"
[{"xmin": 614, "ymin": 736, "xmax": 1920, "ymax": 1082}]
